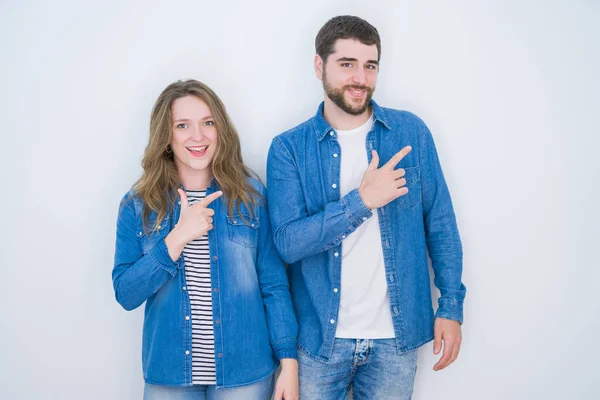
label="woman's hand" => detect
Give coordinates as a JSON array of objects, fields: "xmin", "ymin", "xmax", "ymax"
[{"xmin": 165, "ymin": 189, "xmax": 222, "ymax": 261}]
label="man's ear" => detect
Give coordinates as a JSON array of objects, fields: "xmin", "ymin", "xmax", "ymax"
[{"xmin": 315, "ymin": 54, "xmax": 324, "ymax": 81}]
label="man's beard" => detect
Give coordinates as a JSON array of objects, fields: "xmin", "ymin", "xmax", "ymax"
[{"xmin": 322, "ymin": 70, "xmax": 375, "ymax": 116}]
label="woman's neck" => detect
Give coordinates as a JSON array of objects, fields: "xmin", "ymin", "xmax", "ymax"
[{"xmin": 178, "ymin": 167, "xmax": 213, "ymax": 191}]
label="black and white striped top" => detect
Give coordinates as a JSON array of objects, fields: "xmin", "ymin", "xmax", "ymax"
[{"xmin": 183, "ymin": 190, "xmax": 216, "ymax": 385}]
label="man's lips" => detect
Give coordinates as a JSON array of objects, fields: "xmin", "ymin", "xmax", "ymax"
[{"xmin": 347, "ymin": 87, "xmax": 367, "ymax": 98}]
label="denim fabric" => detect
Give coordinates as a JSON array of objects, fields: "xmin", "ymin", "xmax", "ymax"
[
  {"xmin": 298, "ymin": 338, "xmax": 418, "ymax": 400},
  {"xmin": 113, "ymin": 178, "xmax": 297, "ymax": 387},
  {"xmin": 267, "ymin": 100, "xmax": 465, "ymax": 361},
  {"xmin": 143, "ymin": 374, "xmax": 274, "ymax": 400}
]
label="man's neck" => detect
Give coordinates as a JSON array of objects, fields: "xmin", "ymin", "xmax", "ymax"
[{"xmin": 323, "ymin": 97, "xmax": 372, "ymax": 131}]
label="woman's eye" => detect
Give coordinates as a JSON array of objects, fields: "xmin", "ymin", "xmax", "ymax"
[
  {"xmin": 176, "ymin": 123, "xmax": 187, "ymax": 129},
  {"xmin": 204, "ymin": 121, "xmax": 215, "ymax": 126}
]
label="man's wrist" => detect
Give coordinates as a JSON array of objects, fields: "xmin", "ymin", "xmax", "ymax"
[
  {"xmin": 358, "ymin": 187, "xmax": 373, "ymax": 210},
  {"xmin": 280, "ymin": 358, "xmax": 298, "ymax": 370}
]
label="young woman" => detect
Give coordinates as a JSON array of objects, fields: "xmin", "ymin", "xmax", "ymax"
[{"xmin": 112, "ymin": 80, "xmax": 298, "ymax": 400}]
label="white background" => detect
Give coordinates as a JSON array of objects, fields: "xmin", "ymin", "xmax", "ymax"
[{"xmin": 1, "ymin": 1, "xmax": 598, "ymax": 399}]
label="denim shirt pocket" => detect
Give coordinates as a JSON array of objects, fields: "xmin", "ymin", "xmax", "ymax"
[
  {"xmin": 395, "ymin": 166, "xmax": 422, "ymax": 210},
  {"xmin": 137, "ymin": 217, "xmax": 170, "ymax": 254},
  {"xmin": 226, "ymin": 214, "xmax": 260, "ymax": 248}
]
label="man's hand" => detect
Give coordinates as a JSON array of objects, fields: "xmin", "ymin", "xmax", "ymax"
[
  {"xmin": 273, "ymin": 358, "xmax": 298, "ymax": 400},
  {"xmin": 358, "ymin": 146, "xmax": 412, "ymax": 210},
  {"xmin": 433, "ymin": 317, "xmax": 462, "ymax": 371}
]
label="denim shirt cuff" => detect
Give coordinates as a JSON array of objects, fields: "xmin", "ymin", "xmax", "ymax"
[
  {"xmin": 151, "ymin": 237, "xmax": 183, "ymax": 277},
  {"xmin": 276, "ymin": 348, "xmax": 298, "ymax": 360},
  {"xmin": 272, "ymin": 338, "xmax": 298, "ymax": 360},
  {"xmin": 341, "ymin": 189, "xmax": 373, "ymax": 225},
  {"xmin": 435, "ymin": 300, "xmax": 464, "ymax": 325}
]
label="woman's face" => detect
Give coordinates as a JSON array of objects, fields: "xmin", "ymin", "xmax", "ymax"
[{"xmin": 170, "ymin": 95, "xmax": 218, "ymax": 179}]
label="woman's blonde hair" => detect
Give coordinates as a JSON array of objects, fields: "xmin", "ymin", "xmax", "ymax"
[{"xmin": 134, "ymin": 79, "xmax": 259, "ymax": 231}]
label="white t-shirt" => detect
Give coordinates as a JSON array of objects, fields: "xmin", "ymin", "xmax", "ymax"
[{"xmin": 334, "ymin": 115, "xmax": 396, "ymax": 339}]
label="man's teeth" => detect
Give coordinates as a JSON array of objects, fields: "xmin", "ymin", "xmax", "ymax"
[{"xmin": 188, "ymin": 146, "xmax": 208, "ymax": 151}]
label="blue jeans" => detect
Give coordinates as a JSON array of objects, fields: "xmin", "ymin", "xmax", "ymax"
[
  {"xmin": 143, "ymin": 375, "xmax": 274, "ymax": 400},
  {"xmin": 298, "ymin": 339, "xmax": 418, "ymax": 400}
]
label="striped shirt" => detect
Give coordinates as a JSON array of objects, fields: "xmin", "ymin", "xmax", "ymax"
[{"xmin": 183, "ymin": 190, "xmax": 216, "ymax": 385}]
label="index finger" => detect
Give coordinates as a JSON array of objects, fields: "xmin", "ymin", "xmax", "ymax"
[
  {"xmin": 384, "ymin": 146, "xmax": 412, "ymax": 170},
  {"xmin": 198, "ymin": 190, "xmax": 223, "ymax": 207},
  {"xmin": 448, "ymin": 339, "xmax": 461, "ymax": 367},
  {"xmin": 433, "ymin": 341, "xmax": 454, "ymax": 371}
]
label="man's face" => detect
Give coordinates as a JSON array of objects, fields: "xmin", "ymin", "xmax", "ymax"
[{"xmin": 317, "ymin": 38, "xmax": 379, "ymax": 116}]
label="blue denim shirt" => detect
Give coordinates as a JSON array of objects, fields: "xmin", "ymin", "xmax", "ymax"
[
  {"xmin": 112, "ymin": 178, "xmax": 298, "ymax": 387},
  {"xmin": 266, "ymin": 101, "xmax": 465, "ymax": 362}
]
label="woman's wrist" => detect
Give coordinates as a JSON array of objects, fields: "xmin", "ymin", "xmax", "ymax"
[{"xmin": 165, "ymin": 228, "xmax": 185, "ymax": 262}]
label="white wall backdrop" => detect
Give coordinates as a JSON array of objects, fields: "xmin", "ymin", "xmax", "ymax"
[{"xmin": 1, "ymin": 0, "xmax": 598, "ymax": 399}]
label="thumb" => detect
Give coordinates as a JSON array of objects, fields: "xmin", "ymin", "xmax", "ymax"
[
  {"xmin": 177, "ymin": 189, "xmax": 189, "ymax": 209},
  {"xmin": 368, "ymin": 150, "xmax": 379, "ymax": 171},
  {"xmin": 273, "ymin": 384, "xmax": 283, "ymax": 400},
  {"xmin": 433, "ymin": 327, "xmax": 442, "ymax": 355}
]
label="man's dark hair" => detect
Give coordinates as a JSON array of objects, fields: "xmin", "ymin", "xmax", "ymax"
[{"xmin": 315, "ymin": 15, "xmax": 381, "ymax": 63}]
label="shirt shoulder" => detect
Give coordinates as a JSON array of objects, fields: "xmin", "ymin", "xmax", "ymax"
[
  {"xmin": 381, "ymin": 107, "xmax": 429, "ymax": 131},
  {"xmin": 246, "ymin": 176, "xmax": 266, "ymax": 196},
  {"xmin": 272, "ymin": 118, "xmax": 315, "ymax": 147},
  {"xmin": 116, "ymin": 188, "xmax": 145, "ymax": 230}
]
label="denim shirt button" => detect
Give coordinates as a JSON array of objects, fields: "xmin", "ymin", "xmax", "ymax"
[
  {"xmin": 362, "ymin": 217, "xmax": 367, "ymax": 221},
  {"xmin": 185, "ymin": 316, "xmax": 190, "ymax": 320},
  {"xmin": 214, "ymin": 288, "xmax": 219, "ymax": 292},
  {"xmin": 216, "ymin": 319, "xmax": 221, "ymax": 325},
  {"xmin": 332, "ymin": 184, "xmax": 337, "ymax": 189},
  {"xmin": 212, "ymin": 255, "xmax": 218, "ymax": 260},
  {"xmin": 329, "ymin": 131, "xmax": 334, "ymax": 136},
  {"xmin": 217, "ymin": 353, "xmax": 223, "ymax": 358},
  {"xmin": 329, "ymin": 319, "xmax": 335, "ymax": 324},
  {"xmin": 333, "ymin": 288, "xmax": 338, "ymax": 293},
  {"xmin": 182, "ymin": 286, "xmax": 187, "ymax": 291},
  {"xmin": 334, "ymin": 252, "xmax": 339, "ymax": 257},
  {"xmin": 393, "ymin": 307, "xmax": 399, "ymax": 315},
  {"xmin": 185, "ymin": 350, "xmax": 190, "ymax": 355},
  {"xmin": 333, "ymin": 153, "xmax": 338, "ymax": 158}
]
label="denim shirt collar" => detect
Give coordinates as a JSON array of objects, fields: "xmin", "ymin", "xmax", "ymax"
[{"xmin": 312, "ymin": 99, "xmax": 392, "ymax": 141}]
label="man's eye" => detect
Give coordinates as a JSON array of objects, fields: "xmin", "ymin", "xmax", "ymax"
[
  {"xmin": 342, "ymin": 63, "xmax": 352, "ymax": 68},
  {"xmin": 367, "ymin": 65, "xmax": 377, "ymax": 70}
]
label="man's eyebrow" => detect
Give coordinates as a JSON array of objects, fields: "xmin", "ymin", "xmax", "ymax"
[{"xmin": 335, "ymin": 57, "xmax": 379, "ymax": 65}]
